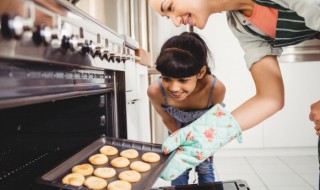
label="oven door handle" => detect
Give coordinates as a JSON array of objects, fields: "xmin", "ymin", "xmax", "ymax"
[{"xmin": 128, "ymin": 99, "xmax": 140, "ymax": 104}]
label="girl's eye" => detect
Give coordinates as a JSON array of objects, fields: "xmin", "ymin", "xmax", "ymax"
[
  {"xmin": 179, "ymin": 79, "xmax": 188, "ymax": 83},
  {"xmin": 162, "ymin": 77, "xmax": 171, "ymax": 82}
]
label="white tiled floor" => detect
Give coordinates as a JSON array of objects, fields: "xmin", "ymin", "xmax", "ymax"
[
  {"xmin": 215, "ymin": 155, "xmax": 318, "ymax": 190},
  {"xmin": 153, "ymin": 149, "xmax": 318, "ymax": 190}
]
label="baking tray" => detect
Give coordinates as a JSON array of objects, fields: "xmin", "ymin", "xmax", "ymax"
[{"xmin": 37, "ymin": 136, "xmax": 176, "ymax": 190}]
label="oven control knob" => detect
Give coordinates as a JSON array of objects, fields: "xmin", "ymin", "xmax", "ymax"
[
  {"xmin": 115, "ymin": 56, "xmax": 121, "ymax": 63},
  {"xmin": 92, "ymin": 34, "xmax": 103, "ymax": 59},
  {"xmin": 101, "ymin": 39, "xmax": 110, "ymax": 60},
  {"xmin": 108, "ymin": 53, "xmax": 115, "ymax": 62},
  {"xmin": 81, "ymin": 40, "xmax": 93, "ymax": 55},
  {"xmin": 32, "ymin": 24, "xmax": 52, "ymax": 46},
  {"xmin": 91, "ymin": 44, "xmax": 102, "ymax": 59},
  {"xmin": 60, "ymin": 35, "xmax": 78, "ymax": 51},
  {"xmin": 69, "ymin": 35, "xmax": 78, "ymax": 51},
  {"xmin": 50, "ymin": 28, "xmax": 61, "ymax": 48},
  {"xmin": 1, "ymin": 14, "xmax": 24, "ymax": 39},
  {"xmin": 61, "ymin": 35, "xmax": 71, "ymax": 50},
  {"xmin": 108, "ymin": 55, "xmax": 115, "ymax": 62},
  {"xmin": 92, "ymin": 48, "xmax": 102, "ymax": 59},
  {"xmin": 76, "ymin": 27, "xmax": 92, "ymax": 55},
  {"xmin": 101, "ymin": 48, "xmax": 110, "ymax": 60},
  {"xmin": 114, "ymin": 45, "xmax": 122, "ymax": 63},
  {"xmin": 121, "ymin": 46, "xmax": 128, "ymax": 63}
]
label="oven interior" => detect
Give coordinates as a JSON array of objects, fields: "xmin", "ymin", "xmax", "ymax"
[{"xmin": 0, "ymin": 95, "xmax": 104, "ymax": 189}]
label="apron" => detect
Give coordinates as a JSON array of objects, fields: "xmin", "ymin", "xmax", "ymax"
[{"xmin": 242, "ymin": 0, "xmax": 320, "ymax": 47}]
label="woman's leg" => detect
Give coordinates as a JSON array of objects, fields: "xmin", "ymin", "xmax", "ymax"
[{"xmin": 196, "ymin": 156, "xmax": 215, "ymax": 184}]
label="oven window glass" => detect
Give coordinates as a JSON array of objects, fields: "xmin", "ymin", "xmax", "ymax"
[{"xmin": 0, "ymin": 94, "xmax": 110, "ymax": 189}]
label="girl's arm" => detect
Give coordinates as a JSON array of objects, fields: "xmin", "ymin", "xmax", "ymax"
[
  {"xmin": 211, "ymin": 77, "xmax": 226, "ymax": 105},
  {"xmin": 147, "ymin": 83, "xmax": 180, "ymax": 133},
  {"xmin": 232, "ymin": 55, "xmax": 285, "ymax": 131}
]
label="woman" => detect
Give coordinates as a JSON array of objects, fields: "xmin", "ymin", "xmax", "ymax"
[{"xmin": 149, "ymin": 0, "xmax": 320, "ymax": 182}]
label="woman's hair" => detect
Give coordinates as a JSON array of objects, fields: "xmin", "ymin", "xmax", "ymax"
[{"xmin": 155, "ymin": 32, "xmax": 213, "ymax": 78}]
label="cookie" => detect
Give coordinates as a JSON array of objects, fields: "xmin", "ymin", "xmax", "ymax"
[
  {"xmin": 71, "ymin": 163, "xmax": 94, "ymax": 176},
  {"xmin": 130, "ymin": 161, "xmax": 151, "ymax": 172},
  {"xmin": 89, "ymin": 153, "xmax": 108, "ymax": 165},
  {"xmin": 107, "ymin": 180, "xmax": 131, "ymax": 190},
  {"xmin": 120, "ymin": 149, "xmax": 139, "ymax": 159},
  {"xmin": 94, "ymin": 167, "xmax": 116, "ymax": 178},
  {"xmin": 141, "ymin": 152, "xmax": 161, "ymax": 163},
  {"xmin": 100, "ymin": 145, "xmax": 118, "ymax": 156},
  {"xmin": 110, "ymin": 157, "xmax": 130, "ymax": 168},
  {"xmin": 62, "ymin": 173, "xmax": 85, "ymax": 187},
  {"xmin": 84, "ymin": 176, "xmax": 107, "ymax": 190},
  {"xmin": 118, "ymin": 170, "xmax": 141, "ymax": 183}
]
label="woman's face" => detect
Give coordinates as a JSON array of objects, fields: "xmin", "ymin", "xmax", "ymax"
[
  {"xmin": 161, "ymin": 75, "xmax": 198, "ymax": 101},
  {"xmin": 150, "ymin": 0, "xmax": 212, "ymax": 29}
]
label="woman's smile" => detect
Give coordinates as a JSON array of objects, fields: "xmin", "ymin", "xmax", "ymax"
[{"xmin": 182, "ymin": 13, "xmax": 194, "ymax": 26}]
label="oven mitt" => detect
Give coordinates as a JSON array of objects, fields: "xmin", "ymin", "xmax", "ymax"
[{"xmin": 160, "ymin": 104, "xmax": 242, "ymax": 180}]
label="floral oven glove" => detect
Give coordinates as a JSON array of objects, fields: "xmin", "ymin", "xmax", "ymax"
[{"xmin": 161, "ymin": 104, "xmax": 242, "ymax": 181}]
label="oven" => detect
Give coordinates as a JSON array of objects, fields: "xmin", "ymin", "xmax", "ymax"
[
  {"xmin": 0, "ymin": 1, "xmax": 250, "ymax": 189},
  {"xmin": 0, "ymin": 0, "xmax": 129, "ymax": 189}
]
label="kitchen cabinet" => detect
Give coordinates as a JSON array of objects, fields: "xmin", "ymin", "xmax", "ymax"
[
  {"xmin": 125, "ymin": 62, "xmax": 151, "ymax": 142},
  {"xmin": 125, "ymin": 59, "xmax": 138, "ymax": 102}
]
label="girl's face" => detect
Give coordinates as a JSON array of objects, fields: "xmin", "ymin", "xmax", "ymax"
[
  {"xmin": 161, "ymin": 75, "xmax": 198, "ymax": 101},
  {"xmin": 150, "ymin": 0, "xmax": 212, "ymax": 29}
]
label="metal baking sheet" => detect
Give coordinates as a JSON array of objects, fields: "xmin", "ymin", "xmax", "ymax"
[{"xmin": 37, "ymin": 136, "xmax": 176, "ymax": 190}]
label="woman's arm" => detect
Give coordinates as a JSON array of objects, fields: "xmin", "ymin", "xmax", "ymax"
[
  {"xmin": 147, "ymin": 83, "xmax": 180, "ymax": 133},
  {"xmin": 231, "ymin": 55, "xmax": 285, "ymax": 131},
  {"xmin": 226, "ymin": 12, "xmax": 285, "ymax": 131}
]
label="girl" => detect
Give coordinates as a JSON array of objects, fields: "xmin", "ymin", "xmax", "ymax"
[{"xmin": 147, "ymin": 32, "xmax": 226, "ymax": 185}]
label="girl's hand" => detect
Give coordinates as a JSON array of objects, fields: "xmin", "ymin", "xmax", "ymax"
[{"xmin": 160, "ymin": 104, "xmax": 242, "ymax": 180}]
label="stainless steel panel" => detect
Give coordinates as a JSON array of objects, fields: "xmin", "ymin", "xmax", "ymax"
[
  {"xmin": 279, "ymin": 39, "xmax": 320, "ymax": 62},
  {"xmin": 76, "ymin": 0, "xmax": 131, "ymax": 36}
]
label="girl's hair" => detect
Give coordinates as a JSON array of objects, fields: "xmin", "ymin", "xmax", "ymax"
[{"xmin": 155, "ymin": 32, "xmax": 213, "ymax": 78}]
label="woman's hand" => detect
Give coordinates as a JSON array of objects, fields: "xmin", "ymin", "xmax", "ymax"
[{"xmin": 310, "ymin": 100, "xmax": 320, "ymax": 136}]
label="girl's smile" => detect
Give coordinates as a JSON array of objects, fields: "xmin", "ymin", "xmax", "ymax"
[{"xmin": 169, "ymin": 91, "xmax": 185, "ymax": 100}]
